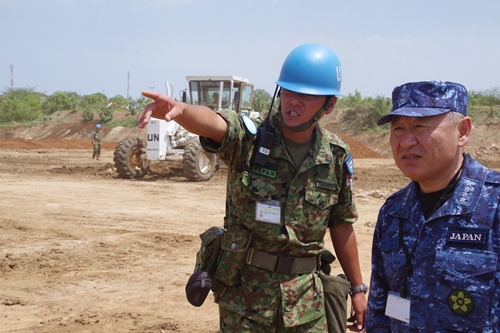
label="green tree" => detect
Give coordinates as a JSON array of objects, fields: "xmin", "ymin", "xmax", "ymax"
[
  {"xmin": 252, "ymin": 89, "xmax": 272, "ymax": 113},
  {"xmin": 0, "ymin": 87, "xmax": 42, "ymax": 122},
  {"xmin": 340, "ymin": 91, "xmax": 391, "ymax": 132},
  {"xmin": 81, "ymin": 107, "xmax": 94, "ymax": 121},
  {"xmin": 81, "ymin": 92, "xmax": 108, "ymax": 108},
  {"xmin": 98, "ymin": 105, "xmax": 114, "ymax": 123},
  {"xmin": 469, "ymin": 88, "xmax": 500, "ymax": 107},
  {"xmin": 109, "ymin": 95, "xmax": 129, "ymax": 108},
  {"xmin": 336, "ymin": 89, "xmax": 363, "ymax": 108},
  {"xmin": 42, "ymin": 91, "xmax": 80, "ymax": 114},
  {"xmin": 468, "ymin": 88, "xmax": 500, "ymax": 122},
  {"xmin": 128, "ymin": 96, "xmax": 149, "ymax": 116}
]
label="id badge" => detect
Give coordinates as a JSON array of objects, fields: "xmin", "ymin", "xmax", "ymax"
[
  {"xmin": 255, "ymin": 200, "xmax": 281, "ymax": 225},
  {"xmin": 385, "ymin": 291, "xmax": 410, "ymax": 323}
]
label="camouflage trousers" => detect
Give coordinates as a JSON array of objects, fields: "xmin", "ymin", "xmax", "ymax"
[
  {"xmin": 92, "ymin": 143, "xmax": 101, "ymax": 159},
  {"xmin": 218, "ymin": 306, "xmax": 328, "ymax": 333}
]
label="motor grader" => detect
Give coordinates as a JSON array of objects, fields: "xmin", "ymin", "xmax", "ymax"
[{"xmin": 113, "ymin": 75, "xmax": 259, "ymax": 181}]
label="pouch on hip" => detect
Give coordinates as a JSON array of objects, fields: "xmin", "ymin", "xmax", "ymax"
[
  {"xmin": 214, "ymin": 225, "xmax": 252, "ymax": 286},
  {"xmin": 320, "ymin": 272, "xmax": 350, "ymax": 333}
]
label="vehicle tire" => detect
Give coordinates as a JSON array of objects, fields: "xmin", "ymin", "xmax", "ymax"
[
  {"xmin": 182, "ymin": 140, "xmax": 216, "ymax": 181},
  {"xmin": 113, "ymin": 137, "xmax": 149, "ymax": 179}
]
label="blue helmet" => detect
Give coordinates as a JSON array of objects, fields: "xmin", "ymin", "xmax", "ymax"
[
  {"xmin": 95, "ymin": 124, "xmax": 102, "ymax": 129},
  {"xmin": 276, "ymin": 43, "xmax": 342, "ymax": 96}
]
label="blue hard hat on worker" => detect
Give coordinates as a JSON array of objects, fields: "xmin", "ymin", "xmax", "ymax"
[
  {"xmin": 95, "ymin": 124, "xmax": 102, "ymax": 129},
  {"xmin": 275, "ymin": 43, "xmax": 342, "ymax": 132},
  {"xmin": 276, "ymin": 43, "xmax": 342, "ymax": 96}
]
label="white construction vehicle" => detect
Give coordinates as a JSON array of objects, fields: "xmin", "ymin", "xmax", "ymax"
[{"xmin": 114, "ymin": 75, "xmax": 259, "ymax": 181}]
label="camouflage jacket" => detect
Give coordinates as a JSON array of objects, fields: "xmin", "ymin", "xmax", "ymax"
[
  {"xmin": 92, "ymin": 131, "xmax": 103, "ymax": 144},
  {"xmin": 201, "ymin": 109, "xmax": 357, "ymax": 327},
  {"xmin": 366, "ymin": 156, "xmax": 500, "ymax": 332}
]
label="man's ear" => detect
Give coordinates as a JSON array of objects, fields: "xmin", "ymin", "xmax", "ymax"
[
  {"xmin": 324, "ymin": 97, "xmax": 338, "ymax": 115},
  {"xmin": 458, "ymin": 116, "xmax": 472, "ymax": 148}
]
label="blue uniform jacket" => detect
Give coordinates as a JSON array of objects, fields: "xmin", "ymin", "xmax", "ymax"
[{"xmin": 366, "ymin": 157, "xmax": 500, "ymax": 332}]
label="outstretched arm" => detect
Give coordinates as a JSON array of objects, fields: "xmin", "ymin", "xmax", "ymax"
[{"xmin": 137, "ymin": 91, "xmax": 228, "ymax": 143}]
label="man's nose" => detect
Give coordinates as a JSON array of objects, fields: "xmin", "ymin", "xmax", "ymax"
[
  {"xmin": 398, "ymin": 130, "xmax": 418, "ymax": 148},
  {"xmin": 286, "ymin": 92, "xmax": 302, "ymax": 105}
]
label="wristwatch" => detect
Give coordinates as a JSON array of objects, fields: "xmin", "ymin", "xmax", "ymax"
[{"xmin": 349, "ymin": 282, "xmax": 367, "ymax": 295}]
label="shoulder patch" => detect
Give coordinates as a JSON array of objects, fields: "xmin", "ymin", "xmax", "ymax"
[
  {"xmin": 241, "ymin": 114, "xmax": 257, "ymax": 135},
  {"xmin": 345, "ymin": 154, "xmax": 354, "ymax": 175},
  {"xmin": 486, "ymin": 168, "xmax": 500, "ymax": 185}
]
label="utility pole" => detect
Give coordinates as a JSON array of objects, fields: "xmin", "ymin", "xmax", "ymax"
[
  {"xmin": 127, "ymin": 71, "xmax": 130, "ymax": 99},
  {"xmin": 10, "ymin": 64, "xmax": 14, "ymax": 88}
]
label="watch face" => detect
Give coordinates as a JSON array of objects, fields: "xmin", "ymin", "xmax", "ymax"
[{"xmin": 242, "ymin": 114, "xmax": 257, "ymax": 135}]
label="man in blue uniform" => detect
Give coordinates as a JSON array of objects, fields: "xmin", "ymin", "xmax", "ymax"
[{"xmin": 366, "ymin": 81, "xmax": 500, "ymax": 332}]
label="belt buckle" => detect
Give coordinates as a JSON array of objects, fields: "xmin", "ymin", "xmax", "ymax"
[{"xmin": 275, "ymin": 255, "xmax": 294, "ymax": 275}]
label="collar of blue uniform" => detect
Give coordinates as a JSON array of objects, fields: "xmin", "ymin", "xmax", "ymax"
[{"xmin": 388, "ymin": 156, "xmax": 485, "ymax": 220}]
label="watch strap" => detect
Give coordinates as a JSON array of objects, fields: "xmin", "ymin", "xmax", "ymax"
[{"xmin": 349, "ymin": 282, "xmax": 367, "ymax": 295}]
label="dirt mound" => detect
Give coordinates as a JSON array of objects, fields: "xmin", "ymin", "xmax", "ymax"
[
  {"xmin": 1, "ymin": 109, "xmax": 498, "ymax": 167},
  {"xmin": 321, "ymin": 111, "xmax": 500, "ymax": 168},
  {"xmin": 0, "ymin": 110, "xmax": 384, "ymax": 159},
  {"xmin": 0, "ymin": 134, "xmax": 383, "ymax": 159},
  {"xmin": 0, "ymin": 138, "xmax": 117, "ymax": 150},
  {"xmin": 337, "ymin": 134, "xmax": 384, "ymax": 159},
  {"xmin": 0, "ymin": 122, "xmax": 384, "ymax": 158}
]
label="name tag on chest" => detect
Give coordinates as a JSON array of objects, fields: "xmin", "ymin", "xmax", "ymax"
[
  {"xmin": 256, "ymin": 200, "xmax": 281, "ymax": 225},
  {"xmin": 446, "ymin": 227, "xmax": 489, "ymax": 248}
]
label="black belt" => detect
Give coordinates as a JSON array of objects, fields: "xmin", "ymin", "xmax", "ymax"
[{"xmin": 246, "ymin": 248, "xmax": 318, "ymax": 275}]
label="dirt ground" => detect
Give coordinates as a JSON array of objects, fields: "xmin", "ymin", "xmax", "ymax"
[{"xmin": 0, "ymin": 113, "xmax": 498, "ymax": 333}]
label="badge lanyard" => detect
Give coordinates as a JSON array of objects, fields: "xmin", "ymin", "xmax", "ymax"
[
  {"xmin": 398, "ymin": 155, "xmax": 467, "ymax": 297},
  {"xmin": 398, "ymin": 221, "xmax": 419, "ymax": 298}
]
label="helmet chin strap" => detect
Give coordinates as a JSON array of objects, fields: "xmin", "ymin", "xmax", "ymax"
[{"xmin": 280, "ymin": 97, "xmax": 332, "ymax": 133}]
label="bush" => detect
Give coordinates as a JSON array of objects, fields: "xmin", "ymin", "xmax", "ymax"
[
  {"xmin": 42, "ymin": 91, "xmax": 79, "ymax": 115},
  {"xmin": 98, "ymin": 107, "xmax": 113, "ymax": 123},
  {"xmin": 252, "ymin": 89, "xmax": 272, "ymax": 113},
  {"xmin": 340, "ymin": 93, "xmax": 391, "ymax": 132},
  {"xmin": 128, "ymin": 96, "xmax": 150, "ymax": 116},
  {"xmin": 81, "ymin": 108, "xmax": 94, "ymax": 121},
  {"xmin": 0, "ymin": 88, "xmax": 42, "ymax": 122},
  {"xmin": 81, "ymin": 93, "xmax": 107, "ymax": 109}
]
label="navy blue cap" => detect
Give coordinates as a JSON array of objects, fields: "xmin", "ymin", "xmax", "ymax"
[{"xmin": 377, "ymin": 81, "xmax": 468, "ymax": 126}]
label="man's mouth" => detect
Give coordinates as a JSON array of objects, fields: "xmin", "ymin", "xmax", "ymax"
[{"xmin": 401, "ymin": 154, "xmax": 421, "ymax": 160}]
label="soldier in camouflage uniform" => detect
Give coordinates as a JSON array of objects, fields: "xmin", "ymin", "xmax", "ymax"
[
  {"xmin": 91, "ymin": 123, "xmax": 103, "ymax": 160},
  {"xmin": 138, "ymin": 43, "xmax": 367, "ymax": 332},
  {"xmin": 366, "ymin": 81, "xmax": 500, "ymax": 332}
]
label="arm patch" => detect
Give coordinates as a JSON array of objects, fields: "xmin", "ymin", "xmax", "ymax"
[{"xmin": 345, "ymin": 154, "xmax": 354, "ymax": 175}]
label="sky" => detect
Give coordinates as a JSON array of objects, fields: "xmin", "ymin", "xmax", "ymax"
[{"xmin": 1, "ymin": 0, "xmax": 499, "ymax": 100}]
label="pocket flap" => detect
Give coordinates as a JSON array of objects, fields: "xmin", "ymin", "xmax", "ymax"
[
  {"xmin": 305, "ymin": 188, "xmax": 337, "ymax": 210},
  {"xmin": 435, "ymin": 250, "xmax": 498, "ymax": 279},
  {"xmin": 242, "ymin": 172, "xmax": 280, "ymax": 197},
  {"xmin": 220, "ymin": 226, "xmax": 252, "ymax": 253},
  {"xmin": 320, "ymin": 273, "xmax": 350, "ymax": 294},
  {"xmin": 199, "ymin": 226, "xmax": 225, "ymax": 247}
]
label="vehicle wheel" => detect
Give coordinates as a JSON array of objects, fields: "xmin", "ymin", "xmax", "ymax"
[
  {"xmin": 182, "ymin": 140, "xmax": 216, "ymax": 181},
  {"xmin": 113, "ymin": 137, "xmax": 149, "ymax": 179}
]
